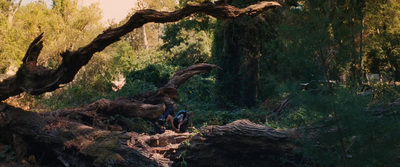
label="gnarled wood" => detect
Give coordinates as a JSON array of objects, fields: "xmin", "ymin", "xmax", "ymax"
[
  {"xmin": 163, "ymin": 63, "xmax": 222, "ymax": 89},
  {"xmin": 169, "ymin": 120, "xmax": 296, "ymax": 166},
  {"xmin": 1, "ymin": 101, "xmax": 296, "ymax": 167},
  {"xmin": 38, "ymin": 63, "xmax": 221, "ymax": 131}
]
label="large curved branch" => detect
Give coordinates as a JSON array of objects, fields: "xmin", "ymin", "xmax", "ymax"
[
  {"xmin": 163, "ymin": 63, "xmax": 222, "ymax": 89},
  {"xmin": 0, "ymin": 1, "xmax": 280, "ymax": 101}
]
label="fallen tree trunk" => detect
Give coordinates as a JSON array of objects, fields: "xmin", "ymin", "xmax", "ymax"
[
  {"xmin": 1, "ymin": 104, "xmax": 297, "ymax": 166},
  {"xmin": 0, "ymin": 63, "xmax": 298, "ymax": 166},
  {"xmin": 134, "ymin": 119, "xmax": 297, "ymax": 167},
  {"xmin": 172, "ymin": 119, "xmax": 296, "ymax": 166},
  {"xmin": 1, "ymin": 111, "xmax": 296, "ymax": 166}
]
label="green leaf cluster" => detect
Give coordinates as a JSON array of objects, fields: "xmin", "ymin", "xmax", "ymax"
[
  {"xmin": 0, "ymin": 0, "xmax": 103, "ymax": 72},
  {"xmin": 284, "ymin": 86, "xmax": 400, "ymax": 166}
]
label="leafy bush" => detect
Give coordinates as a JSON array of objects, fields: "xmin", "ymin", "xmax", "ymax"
[
  {"xmin": 168, "ymin": 30, "xmax": 213, "ymax": 66},
  {"xmin": 177, "ymin": 74, "xmax": 216, "ymax": 110},
  {"xmin": 284, "ymin": 86, "xmax": 400, "ymax": 166},
  {"xmin": 111, "ymin": 79, "xmax": 157, "ymax": 98},
  {"xmin": 189, "ymin": 108, "xmax": 271, "ymax": 129},
  {"xmin": 127, "ymin": 64, "xmax": 175, "ymax": 88}
]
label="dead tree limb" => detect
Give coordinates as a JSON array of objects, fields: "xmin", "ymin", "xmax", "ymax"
[
  {"xmin": 129, "ymin": 119, "xmax": 296, "ymax": 167},
  {"xmin": 175, "ymin": 120, "xmax": 296, "ymax": 166},
  {"xmin": 37, "ymin": 63, "xmax": 222, "ymax": 132},
  {"xmin": 0, "ymin": 63, "xmax": 224, "ymax": 166}
]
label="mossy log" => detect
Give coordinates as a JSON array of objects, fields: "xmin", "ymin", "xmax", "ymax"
[{"xmin": 139, "ymin": 119, "xmax": 297, "ymax": 167}]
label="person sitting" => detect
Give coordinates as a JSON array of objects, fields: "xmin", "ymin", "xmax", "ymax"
[
  {"xmin": 154, "ymin": 104, "xmax": 178, "ymax": 134},
  {"xmin": 173, "ymin": 110, "xmax": 194, "ymax": 133}
]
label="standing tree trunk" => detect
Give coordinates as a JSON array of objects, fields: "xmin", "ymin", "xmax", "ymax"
[
  {"xmin": 214, "ymin": 15, "xmax": 274, "ymax": 108},
  {"xmin": 6, "ymin": 0, "xmax": 22, "ymax": 26},
  {"xmin": 142, "ymin": 26, "xmax": 149, "ymax": 50}
]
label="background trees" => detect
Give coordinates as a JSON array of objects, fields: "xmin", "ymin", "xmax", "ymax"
[
  {"xmin": 213, "ymin": 0, "xmax": 280, "ymax": 108},
  {"xmin": 363, "ymin": 0, "xmax": 400, "ymax": 82},
  {"xmin": 0, "ymin": 0, "xmax": 102, "ymax": 73}
]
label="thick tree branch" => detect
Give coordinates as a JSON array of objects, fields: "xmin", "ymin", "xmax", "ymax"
[
  {"xmin": 43, "ymin": 63, "xmax": 221, "ymax": 125},
  {"xmin": 163, "ymin": 63, "xmax": 222, "ymax": 89},
  {"xmin": 131, "ymin": 119, "xmax": 296, "ymax": 166},
  {"xmin": 169, "ymin": 119, "xmax": 296, "ymax": 166},
  {"xmin": 0, "ymin": 1, "xmax": 280, "ymax": 101}
]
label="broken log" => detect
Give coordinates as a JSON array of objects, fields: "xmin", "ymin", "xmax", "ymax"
[
  {"xmin": 169, "ymin": 119, "xmax": 296, "ymax": 166},
  {"xmin": 1, "ymin": 104, "xmax": 297, "ymax": 167}
]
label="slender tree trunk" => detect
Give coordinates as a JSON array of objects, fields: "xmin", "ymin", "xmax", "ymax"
[
  {"xmin": 142, "ymin": 26, "xmax": 149, "ymax": 50},
  {"xmin": 360, "ymin": 18, "xmax": 364, "ymax": 81},
  {"xmin": 7, "ymin": 0, "xmax": 22, "ymax": 26},
  {"xmin": 158, "ymin": 23, "xmax": 161, "ymax": 42}
]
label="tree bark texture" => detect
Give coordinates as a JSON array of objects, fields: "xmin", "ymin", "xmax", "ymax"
[{"xmin": 167, "ymin": 119, "xmax": 296, "ymax": 167}]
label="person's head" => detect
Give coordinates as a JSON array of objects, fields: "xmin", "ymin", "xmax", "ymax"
[{"xmin": 188, "ymin": 111, "xmax": 194, "ymax": 118}]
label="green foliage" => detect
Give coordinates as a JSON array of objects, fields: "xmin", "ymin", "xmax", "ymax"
[
  {"xmin": 283, "ymin": 86, "xmax": 400, "ymax": 166},
  {"xmin": 116, "ymin": 117, "xmax": 154, "ymax": 134},
  {"xmin": 109, "ymin": 41, "xmax": 169, "ymax": 74},
  {"xmin": 191, "ymin": 108, "xmax": 269, "ymax": 127},
  {"xmin": 38, "ymin": 47, "xmax": 171, "ymax": 109},
  {"xmin": 363, "ymin": 0, "xmax": 400, "ymax": 80},
  {"xmin": 168, "ymin": 29, "xmax": 213, "ymax": 66},
  {"xmin": 0, "ymin": 0, "xmax": 103, "ymax": 72},
  {"xmin": 213, "ymin": 11, "xmax": 280, "ymax": 108},
  {"xmin": 162, "ymin": 9, "xmax": 216, "ymax": 67},
  {"xmin": 127, "ymin": 64, "xmax": 174, "ymax": 88},
  {"xmin": 112, "ymin": 80, "xmax": 157, "ymax": 99},
  {"xmin": 177, "ymin": 74, "xmax": 216, "ymax": 110}
]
